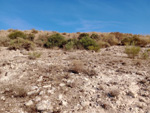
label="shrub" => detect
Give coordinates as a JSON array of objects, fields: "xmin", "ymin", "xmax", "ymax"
[
  {"xmin": 125, "ymin": 46, "xmax": 141, "ymax": 59},
  {"xmin": 28, "ymin": 52, "xmax": 41, "ymax": 60},
  {"xmin": 90, "ymin": 33, "xmax": 99, "ymax": 40},
  {"xmin": 79, "ymin": 36, "xmax": 100, "ymax": 51},
  {"xmin": 44, "ymin": 33, "xmax": 65, "ymax": 48},
  {"xmin": 8, "ymin": 31, "xmax": 26, "ymax": 39},
  {"xmin": 8, "ymin": 38, "xmax": 34, "ymax": 50},
  {"xmin": 78, "ymin": 33, "xmax": 89, "ymax": 39}
]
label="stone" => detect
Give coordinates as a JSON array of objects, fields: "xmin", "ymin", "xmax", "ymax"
[
  {"xmin": 36, "ymin": 100, "xmax": 53, "ymax": 111},
  {"xmin": 25, "ymin": 100, "xmax": 33, "ymax": 106}
]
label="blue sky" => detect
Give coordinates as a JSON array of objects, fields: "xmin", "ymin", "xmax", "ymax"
[{"xmin": 0, "ymin": 0, "xmax": 150, "ymax": 34}]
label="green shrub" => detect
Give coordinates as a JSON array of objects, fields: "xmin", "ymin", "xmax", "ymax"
[
  {"xmin": 8, "ymin": 38, "xmax": 34, "ymax": 50},
  {"xmin": 8, "ymin": 31, "xmax": 26, "ymax": 39},
  {"xmin": 28, "ymin": 52, "xmax": 41, "ymax": 60},
  {"xmin": 78, "ymin": 33, "xmax": 89, "ymax": 39},
  {"xmin": 125, "ymin": 46, "xmax": 141, "ymax": 59},
  {"xmin": 79, "ymin": 36, "xmax": 100, "ymax": 51},
  {"xmin": 90, "ymin": 33, "xmax": 99, "ymax": 40},
  {"xmin": 44, "ymin": 33, "xmax": 66, "ymax": 48}
]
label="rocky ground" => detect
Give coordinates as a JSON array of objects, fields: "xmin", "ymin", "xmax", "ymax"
[{"xmin": 0, "ymin": 46, "xmax": 150, "ymax": 113}]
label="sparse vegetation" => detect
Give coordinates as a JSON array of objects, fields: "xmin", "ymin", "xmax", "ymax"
[{"xmin": 125, "ymin": 45, "xmax": 141, "ymax": 59}]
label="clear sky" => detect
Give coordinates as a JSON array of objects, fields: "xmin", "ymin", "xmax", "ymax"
[{"xmin": 0, "ymin": 0, "xmax": 150, "ymax": 34}]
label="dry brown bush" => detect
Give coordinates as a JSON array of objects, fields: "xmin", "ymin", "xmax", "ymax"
[
  {"xmin": 101, "ymin": 34, "xmax": 119, "ymax": 46},
  {"xmin": 69, "ymin": 60, "xmax": 97, "ymax": 76},
  {"xmin": 0, "ymin": 83, "xmax": 27, "ymax": 98}
]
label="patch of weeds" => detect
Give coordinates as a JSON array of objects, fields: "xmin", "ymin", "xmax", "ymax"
[
  {"xmin": 125, "ymin": 45, "xmax": 141, "ymax": 59},
  {"xmin": 28, "ymin": 52, "xmax": 42, "ymax": 60}
]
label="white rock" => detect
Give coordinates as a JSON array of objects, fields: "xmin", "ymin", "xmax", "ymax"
[
  {"xmin": 27, "ymin": 89, "xmax": 39, "ymax": 96},
  {"xmin": 43, "ymin": 84, "xmax": 51, "ymax": 88},
  {"xmin": 34, "ymin": 96, "xmax": 41, "ymax": 102},
  {"xmin": 25, "ymin": 100, "xmax": 33, "ymax": 106},
  {"xmin": 62, "ymin": 100, "xmax": 68, "ymax": 106},
  {"xmin": 36, "ymin": 100, "xmax": 53, "ymax": 111},
  {"xmin": 1, "ymin": 96, "xmax": 5, "ymax": 101},
  {"xmin": 59, "ymin": 83, "xmax": 65, "ymax": 87},
  {"xmin": 59, "ymin": 94, "xmax": 63, "ymax": 100},
  {"xmin": 37, "ymin": 76, "xmax": 43, "ymax": 82}
]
